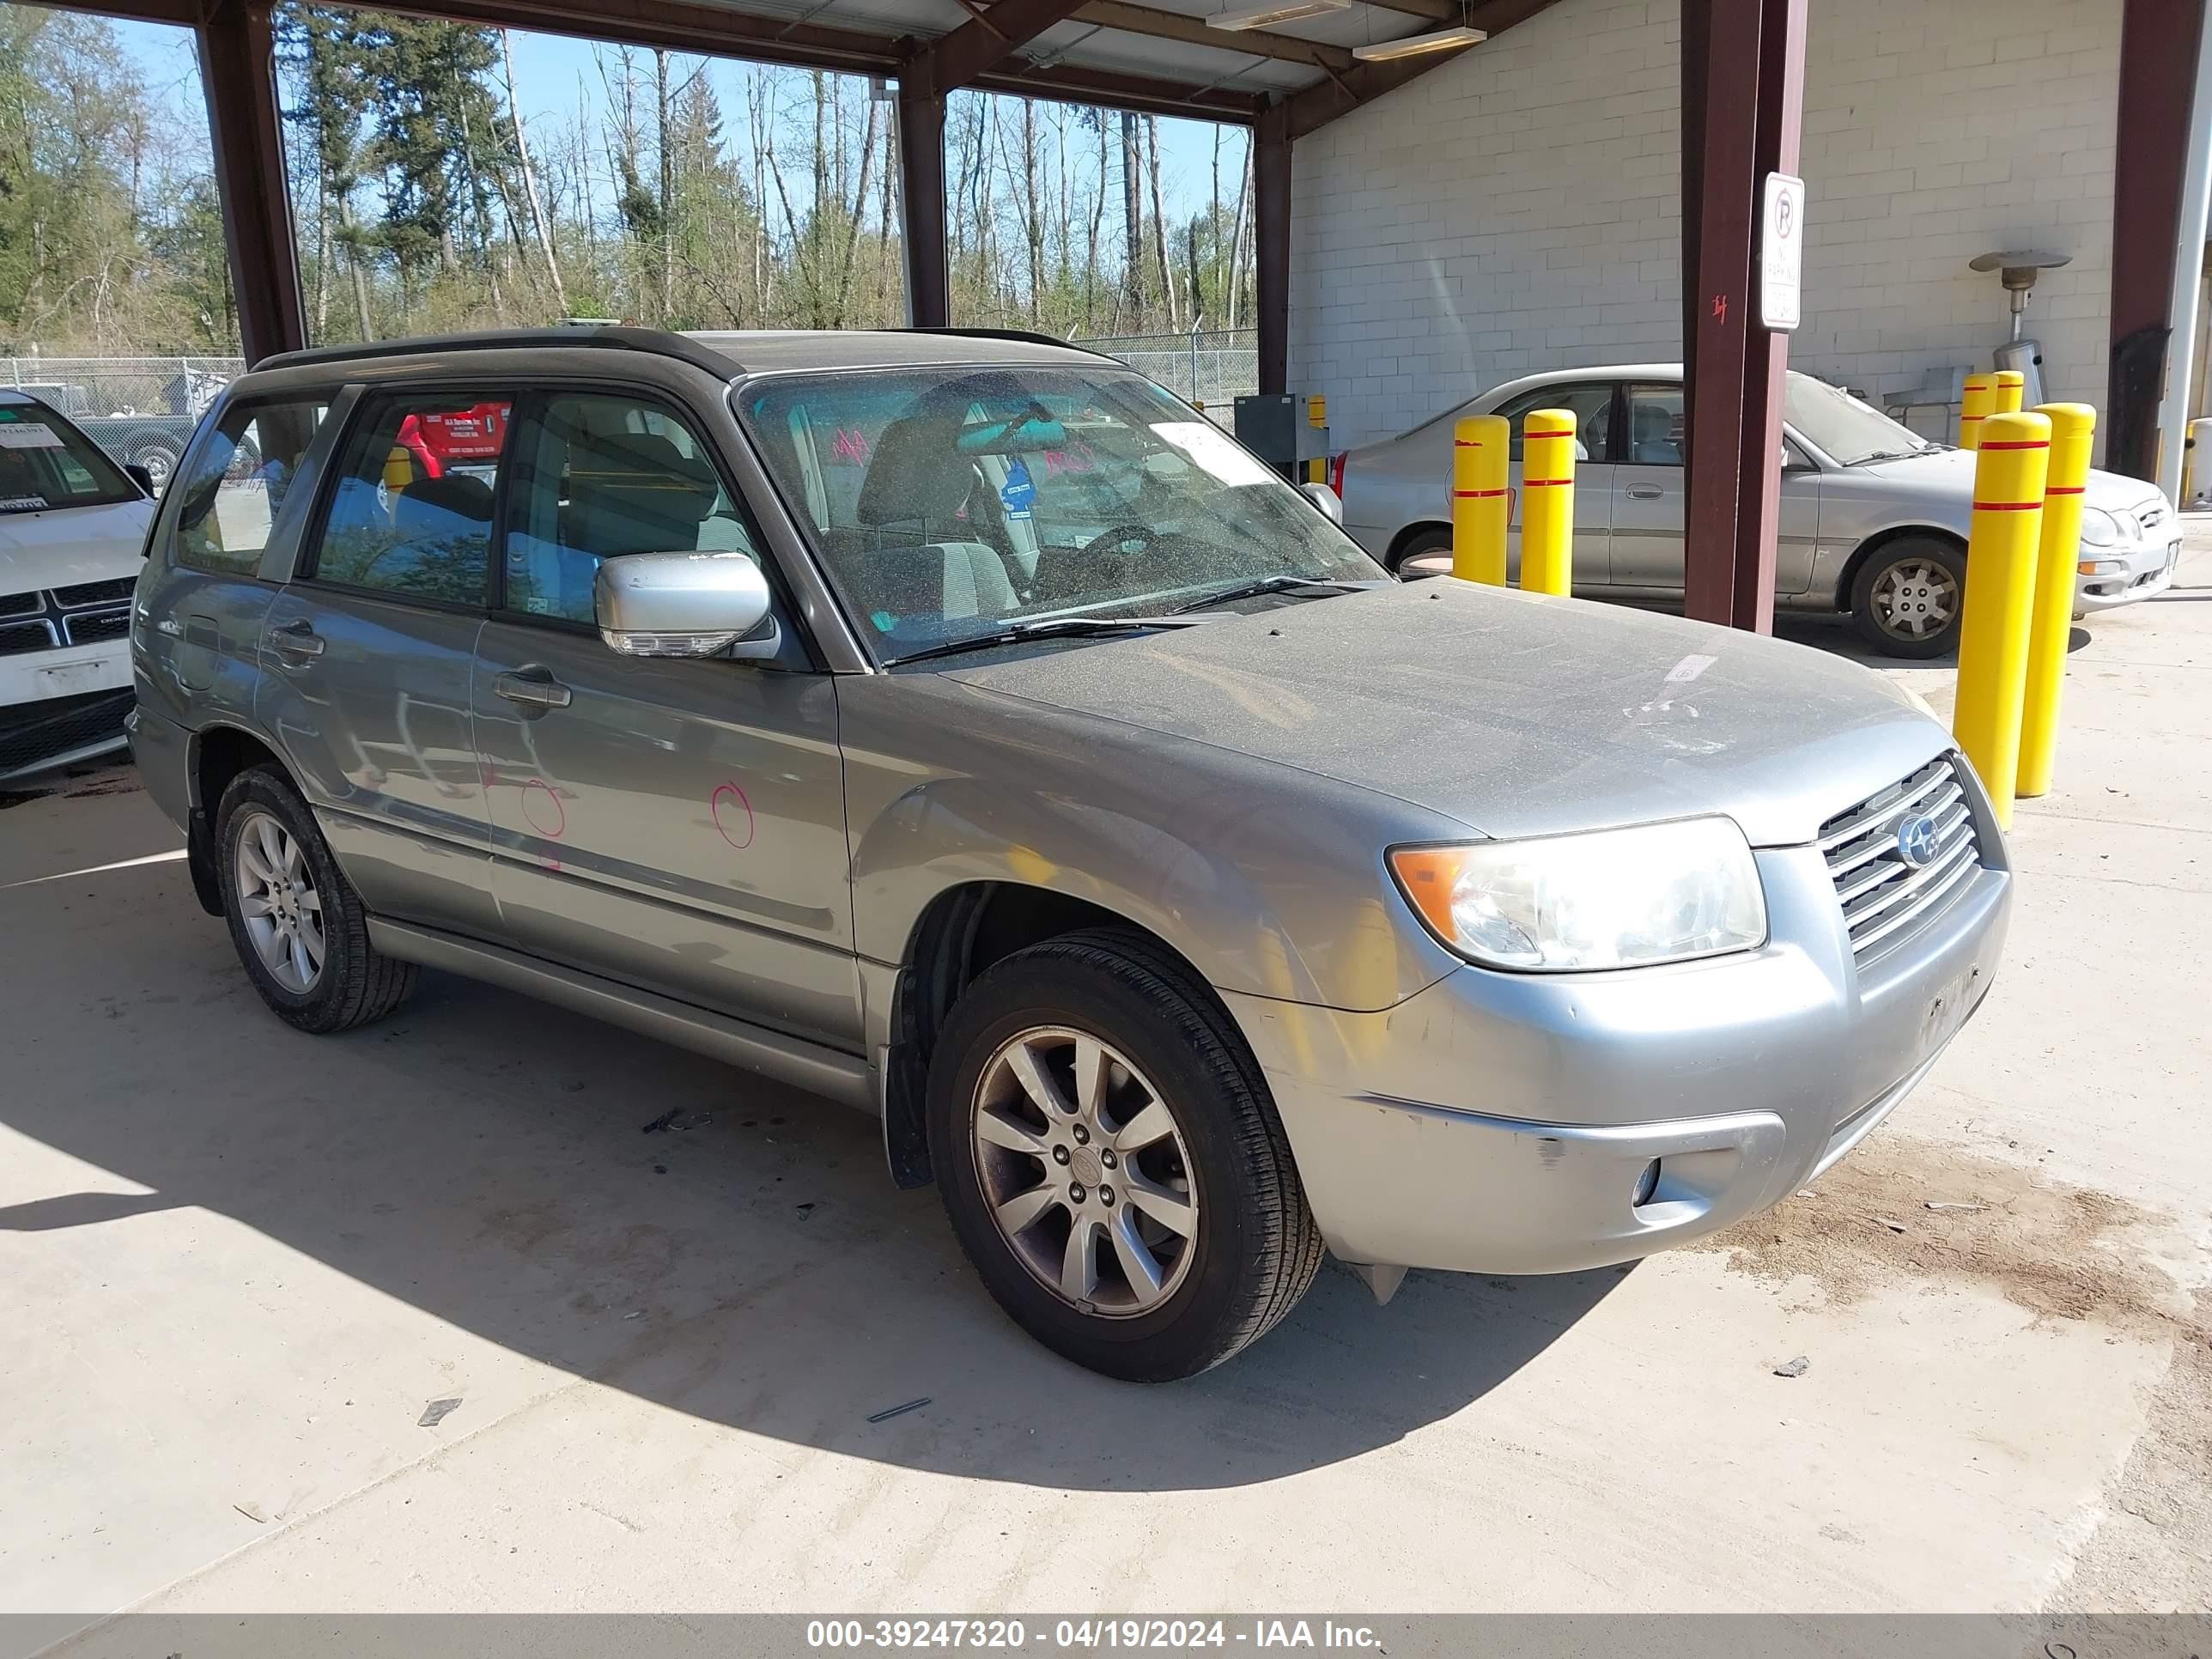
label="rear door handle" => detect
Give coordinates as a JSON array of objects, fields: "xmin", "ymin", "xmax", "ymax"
[
  {"xmin": 270, "ymin": 619, "xmax": 325, "ymax": 659},
  {"xmin": 1626, "ymin": 483, "xmax": 1665, "ymax": 500},
  {"xmin": 495, "ymin": 669, "xmax": 573, "ymax": 712}
]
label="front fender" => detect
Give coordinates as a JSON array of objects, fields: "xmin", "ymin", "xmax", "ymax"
[{"xmin": 836, "ymin": 674, "xmax": 1466, "ymax": 1013}]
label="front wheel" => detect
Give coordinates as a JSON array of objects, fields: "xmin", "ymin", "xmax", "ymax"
[
  {"xmin": 1850, "ymin": 537, "xmax": 1966, "ymax": 659},
  {"xmin": 926, "ymin": 930, "xmax": 1322, "ymax": 1381}
]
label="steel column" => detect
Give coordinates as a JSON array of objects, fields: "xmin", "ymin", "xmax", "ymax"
[
  {"xmin": 198, "ymin": 0, "xmax": 307, "ymax": 363},
  {"xmin": 896, "ymin": 81, "xmax": 950, "ymax": 329},
  {"xmin": 2107, "ymin": 0, "xmax": 2209, "ymax": 483},
  {"xmin": 1680, "ymin": 0, "xmax": 1804, "ymax": 634},
  {"xmin": 1255, "ymin": 106, "xmax": 1291, "ymax": 398}
]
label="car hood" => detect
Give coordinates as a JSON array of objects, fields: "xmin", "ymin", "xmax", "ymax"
[
  {"xmin": 1846, "ymin": 447, "xmax": 2166, "ymax": 517},
  {"xmin": 939, "ymin": 581, "xmax": 1954, "ymax": 848},
  {"xmin": 0, "ymin": 499, "xmax": 154, "ymax": 592}
]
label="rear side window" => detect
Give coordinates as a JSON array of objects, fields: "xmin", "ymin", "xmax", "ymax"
[
  {"xmin": 306, "ymin": 392, "xmax": 512, "ymax": 606},
  {"xmin": 172, "ymin": 401, "xmax": 328, "ymax": 574}
]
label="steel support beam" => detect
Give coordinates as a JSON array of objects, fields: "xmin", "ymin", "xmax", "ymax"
[
  {"xmin": 198, "ymin": 0, "xmax": 307, "ymax": 363},
  {"xmin": 1680, "ymin": 0, "xmax": 1804, "ymax": 634},
  {"xmin": 1255, "ymin": 106, "xmax": 1291, "ymax": 397},
  {"xmin": 897, "ymin": 81, "xmax": 951, "ymax": 329},
  {"xmin": 2107, "ymin": 0, "xmax": 2209, "ymax": 483}
]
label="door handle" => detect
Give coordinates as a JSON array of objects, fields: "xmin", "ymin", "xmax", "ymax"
[
  {"xmin": 495, "ymin": 669, "xmax": 574, "ymax": 711},
  {"xmin": 1626, "ymin": 483, "xmax": 1665, "ymax": 500},
  {"xmin": 270, "ymin": 619, "xmax": 325, "ymax": 659}
]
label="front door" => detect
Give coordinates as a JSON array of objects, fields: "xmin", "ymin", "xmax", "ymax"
[
  {"xmin": 1610, "ymin": 383, "xmax": 1820, "ymax": 597},
  {"xmin": 257, "ymin": 386, "xmax": 507, "ymax": 937},
  {"xmin": 471, "ymin": 387, "xmax": 860, "ymax": 1052}
]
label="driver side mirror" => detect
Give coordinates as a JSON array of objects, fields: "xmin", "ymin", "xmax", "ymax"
[
  {"xmin": 595, "ymin": 551, "xmax": 780, "ymax": 661},
  {"xmin": 1299, "ymin": 480, "xmax": 1345, "ymax": 526},
  {"xmin": 124, "ymin": 462, "xmax": 156, "ymax": 499}
]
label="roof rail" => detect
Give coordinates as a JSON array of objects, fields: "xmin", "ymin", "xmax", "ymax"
[
  {"xmin": 904, "ymin": 326, "xmax": 1113, "ymax": 360},
  {"xmin": 252, "ymin": 325, "xmax": 743, "ymax": 379}
]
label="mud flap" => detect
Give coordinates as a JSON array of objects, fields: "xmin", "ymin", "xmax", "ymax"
[{"xmin": 186, "ymin": 807, "xmax": 223, "ymax": 918}]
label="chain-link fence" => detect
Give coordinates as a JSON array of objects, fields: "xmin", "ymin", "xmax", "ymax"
[
  {"xmin": 1, "ymin": 356, "xmax": 244, "ymax": 420},
  {"xmin": 1079, "ymin": 330, "xmax": 1257, "ymax": 413}
]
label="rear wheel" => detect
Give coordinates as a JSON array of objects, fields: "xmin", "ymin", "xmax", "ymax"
[
  {"xmin": 927, "ymin": 929, "xmax": 1322, "ymax": 1381},
  {"xmin": 1850, "ymin": 536, "xmax": 1966, "ymax": 659},
  {"xmin": 215, "ymin": 766, "xmax": 416, "ymax": 1033}
]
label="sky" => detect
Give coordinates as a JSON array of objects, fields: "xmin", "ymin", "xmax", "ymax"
[{"xmin": 111, "ymin": 14, "xmax": 1248, "ymax": 239}]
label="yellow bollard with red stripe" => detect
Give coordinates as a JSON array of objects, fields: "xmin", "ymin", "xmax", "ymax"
[
  {"xmin": 1519, "ymin": 409, "xmax": 1577, "ymax": 596},
  {"xmin": 1307, "ymin": 393, "xmax": 1327, "ymax": 484},
  {"xmin": 2015, "ymin": 404, "xmax": 2096, "ymax": 799},
  {"xmin": 1951, "ymin": 410, "xmax": 2051, "ymax": 829},
  {"xmin": 1992, "ymin": 370, "xmax": 2025, "ymax": 416},
  {"xmin": 1959, "ymin": 374, "xmax": 1995, "ymax": 451},
  {"xmin": 1451, "ymin": 415, "xmax": 1510, "ymax": 585}
]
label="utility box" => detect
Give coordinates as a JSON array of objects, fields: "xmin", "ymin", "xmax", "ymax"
[{"xmin": 1233, "ymin": 393, "xmax": 1330, "ymax": 476}]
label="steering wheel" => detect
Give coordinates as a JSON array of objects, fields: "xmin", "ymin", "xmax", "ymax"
[{"xmin": 1074, "ymin": 524, "xmax": 1159, "ymax": 562}]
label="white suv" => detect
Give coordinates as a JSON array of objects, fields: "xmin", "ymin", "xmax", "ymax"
[{"xmin": 0, "ymin": 390, "xmax": 157, "ymax": 784}]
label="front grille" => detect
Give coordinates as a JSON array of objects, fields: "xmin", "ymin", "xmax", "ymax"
[
  {"xmin": 0, "ymin": 619, "xmax": 57, "ymax": 656},
  {"xmin": 0, "ymin": 686, "xmax": 133, "ymax": 779},
  {"xmin": 52, "ymin": 576, "xmax": 137, "ymax": 609},
  {"xmin": 0, "ymin": 589, "xmax": 39, "ymax": 619},
  {"xmin": 64, "ymin": 610, "xmax": 131, "ymax": 646},
  {"xmin": 1819, "ymin": 755, "xmax": 1984, "ymax": 960}
]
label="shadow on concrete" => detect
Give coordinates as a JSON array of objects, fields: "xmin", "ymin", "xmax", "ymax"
[{"xmin": 1, "ymin": 842, "xmax": 1624, "ymax": 1494}]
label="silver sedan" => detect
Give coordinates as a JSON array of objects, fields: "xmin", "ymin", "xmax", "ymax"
[{"xmin": 1338, "ymin": 363, "xmax": 2179, "ymax": 657}]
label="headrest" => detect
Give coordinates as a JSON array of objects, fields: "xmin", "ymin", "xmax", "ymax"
[
  {"xmin": 856, "ymin": 409, "xmax": 975, "ymax": 528},
  {"xmin": 393, "ymin": 472, "xmax": 494, "ymax": 537}
]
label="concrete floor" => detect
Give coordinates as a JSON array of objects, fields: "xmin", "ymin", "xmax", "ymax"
[{"xmin": 4, "ymin": 537, "xmax": 2208, "ymax": 1637}]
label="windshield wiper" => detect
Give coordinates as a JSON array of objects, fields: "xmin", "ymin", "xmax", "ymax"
[
  {"xmin": 1168, "ymin": 574, "xmax": 1364, "ymax": 614},
  {"xmin": 1846, "ymin": 447, "xmax": 1932, "ymax": 466},
  {"xmin": 883, "ymin": 614, "xmax": 1206, "ymax": 667}
]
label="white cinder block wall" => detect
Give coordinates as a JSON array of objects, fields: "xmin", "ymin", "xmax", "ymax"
[{"xmin": 1291, "ymin": 0, "xmax": 2120, "ymax": 447}]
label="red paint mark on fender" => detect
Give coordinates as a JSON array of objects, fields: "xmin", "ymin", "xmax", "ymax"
[
  {"xmin": 710, "ymin": 781, "xmax": 755, "ymax": 850},
  {"xmin": 521, "ymin": 778, "xmax": 566, "ymax": 839}
]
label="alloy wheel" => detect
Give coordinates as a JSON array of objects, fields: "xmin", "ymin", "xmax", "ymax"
[
  {"xmin": 234, "ymin": 810, "xmax": 325, "ymax": 993},
  {"xmin": 969, "ymin": 1025, "xmax": 1200, "ymax": 1316}
]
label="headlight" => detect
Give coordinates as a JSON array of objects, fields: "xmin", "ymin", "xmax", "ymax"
[
  {"xmin": 1389, "ymin": 817, "xmax": 1767, "ymax": 972},
  {"xmin": 2079, "ymin": 507, "xmax": 2128, "ymax": 546}
]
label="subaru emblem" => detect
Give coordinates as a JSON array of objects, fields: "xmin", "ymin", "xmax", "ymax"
[{"xmin": 1896, "ymin": 813, "xmax": 1941, "ymax": 868}]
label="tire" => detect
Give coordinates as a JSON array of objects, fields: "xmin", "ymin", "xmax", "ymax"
[
  {"xmin": 1849, "ymin": 536, "xmax": 1966, "ymax": 659},
  {"xmin": 1390, "ymin": 526, "xmax": 1454, "ymax": 581},
  {"xmin": 215, "ymin": 765, "xmax": 417, "ymax": 1034},
  {"xmin": 926, "ymin": 928, "xmax": 1323, "ymax": 1382}
]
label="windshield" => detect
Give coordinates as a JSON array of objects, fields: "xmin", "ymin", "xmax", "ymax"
[
  {"xmin": 0, "ymin": 398, "xmax": 140, "ymax": 514},
  {"xmin": 738, "ymin": 365, "xmax": 1382, "ymax": 660},
  {"xmin": 1783, "ymin": 372, "xmax": 1937, "ymax": 466}
]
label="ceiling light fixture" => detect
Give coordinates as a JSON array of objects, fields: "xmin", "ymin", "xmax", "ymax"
[
  {"xmin": 1351, "ymin": 24, "xmax": 1487, "ymax": 60},
  {"xmin": 1206, "ymin": 0, "xmax": 1351, "ymax": 33}
]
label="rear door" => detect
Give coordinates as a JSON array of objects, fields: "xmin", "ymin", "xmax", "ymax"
[
  {"xmin": 256, "ymin": 386, "xmax": 509, "ymax": 936},
  {"xmin": 471, "ymin": 386, "xmax": 859, "ymax": 1050}
]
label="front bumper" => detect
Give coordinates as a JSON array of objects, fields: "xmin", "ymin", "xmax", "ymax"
[
  {"xmin": 1226, "ymin": 823, "xmax": 2011, "ymax": 1276},
  {"xmin": 0, "ymin": 640, "xmax": 134, "ymax": 783},
  {"xmin": 2075, "ymin": 536, "xmax": 2180, "ymax": 612}
]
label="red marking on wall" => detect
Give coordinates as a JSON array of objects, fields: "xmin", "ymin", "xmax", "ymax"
[
  {"xmin": 1711, "ymin": 294, "xmax": 1729, "ymax": 320},
  {"xmin": 521, "ymin": 778, "xmax": 566, "ymax": 839},
  {"xmin": 711, "ymin": 781, "xmax": 756, "ymax": 850}
]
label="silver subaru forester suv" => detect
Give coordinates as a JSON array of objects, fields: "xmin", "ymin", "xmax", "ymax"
[{"xmin": 131, "ymin": 327, "xmax": 2010, "ymax": 1380}]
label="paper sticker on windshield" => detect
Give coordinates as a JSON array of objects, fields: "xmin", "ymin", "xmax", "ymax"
[
  {"xmin": 1151, "ymin": 421, "xmax": 1273, "ymax": 488},
  {"xmin": 0, "ymin": 422, "xmax": 65, "ymax": 450},
  {"xmin": 1000, "ymin": 458, "xmax": 1036, "ymax": 521},
  {"xmin": 0, "ymin": 495, "xmax": 50, "ymax": 511}
]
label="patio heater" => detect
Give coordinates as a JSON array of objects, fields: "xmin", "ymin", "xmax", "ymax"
[{"xmin": 1969, "ymin": 249, "xmax": 2071, "ymax": 410}]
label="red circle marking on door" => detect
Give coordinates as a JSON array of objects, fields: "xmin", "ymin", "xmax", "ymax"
[
  {"xmin": 521, "ymin": 778, "xmax": 565, "ymax": 839},
  {"xmin": 711, "ymin": 781, "xmax": 755, "ymax": 850}
]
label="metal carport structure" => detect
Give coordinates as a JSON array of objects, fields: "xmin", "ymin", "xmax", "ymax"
[{"xmin": 23, "ymin": 0, "xmax": 2212, "ymax": 630}]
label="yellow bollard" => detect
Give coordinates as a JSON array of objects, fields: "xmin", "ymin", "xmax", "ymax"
[
  {"xmin": 1307, "ymin": 393, "xmax": 1327, "ymax": 484},
  {"xmin": 1951, "ymin": 410, "xmax": 2051, "ymax": 830},
  {"xmin": 1959, "ymin": 374, "xmax": 1995, "ymax": 451},
  {"xmin": 1519, "ymin": 409, "xmax": 1577, "ymax": 596},
  {"xmin": 383, "ymin": 445, "xmax": 413, "ymax": 489},
  {"xmin": 2015, "ymin": 404, "xmax": 2095, "ymax": 800},
  {"xmin": 1451, "ymin": 415, "xmax": 1510, "ymax": 585},
  {"xmin": 1993, "ymin": 369, "xmax": 2025, "ymax": 416}
]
